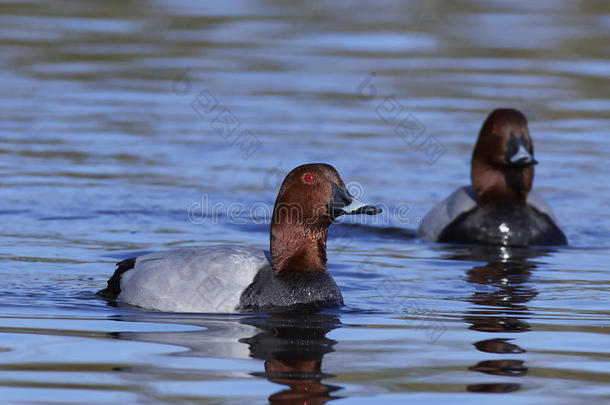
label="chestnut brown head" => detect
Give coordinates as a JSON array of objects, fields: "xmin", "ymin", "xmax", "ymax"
[
  {"xmin": 270, "ymin": 163, "xmax": 381, "ymax": 276},
  {"xmin": 471, "ymin": 109, "xmax": 537, "ymax": 205}
]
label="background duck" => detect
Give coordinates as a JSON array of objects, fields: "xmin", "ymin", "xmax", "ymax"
[{"xmin": 419, "ymin": 108, "xmax": 567, "ymax": 247}]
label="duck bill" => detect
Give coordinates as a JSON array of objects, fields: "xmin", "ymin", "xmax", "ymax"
[
  {"xmin": 509, "ymin": 144, "xmax": 538, "ymax": 166},
  {"xmin": 340, "ymin": 197, "xmax": 382, "ymax": 215},
  {"xmin": 328, "ymin": 182, "xmax": 382, "ymax": 219}
]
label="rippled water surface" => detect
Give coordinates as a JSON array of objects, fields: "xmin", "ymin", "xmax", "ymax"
[{"xmin": 1, "ymin": 0, "xmax": 609, "ymax": 403}]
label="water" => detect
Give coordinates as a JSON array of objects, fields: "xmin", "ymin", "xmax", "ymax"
[{"xmin": 1, "ymin": 0, "xmax": 609, "ymax": 403}]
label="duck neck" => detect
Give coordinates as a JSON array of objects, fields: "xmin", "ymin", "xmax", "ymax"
[
  {"xmin": 270, "ymin": 218, "xmax": 329, "ymax": 277},
  {"xmin": 472, "ymin": 162, "xmax": 530, "ymax": 206}
]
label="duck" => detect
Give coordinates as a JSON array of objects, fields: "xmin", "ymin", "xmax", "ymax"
[
  {"xmin": 98, "ymin": 163, "xmax": 382, "ymax": 312},
  {"xmin": 419, "ymin": 108, "xmax": 567, "ymax": 247}
]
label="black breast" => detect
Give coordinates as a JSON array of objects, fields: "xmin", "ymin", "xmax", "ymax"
[
  {"xmin": 238, "ymin": 265, "xmax": 344, "ymax": 311},
  {"xmin": 438, "ymin": 204, "xmax": 567, "ymax": 247}
]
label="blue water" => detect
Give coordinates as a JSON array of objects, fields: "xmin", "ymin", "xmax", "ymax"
[{"xmin": 1, "ymin": 0, "xmax": 609, "ymax": 403}]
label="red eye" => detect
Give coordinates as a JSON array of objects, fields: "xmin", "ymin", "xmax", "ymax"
[
  {"xmin": 304, "ymin": 173, "xmax": 314, "ymax": 183},
  {"xmin": 493, "ymin": 125, "xmax": 499, "ymax": 133}
]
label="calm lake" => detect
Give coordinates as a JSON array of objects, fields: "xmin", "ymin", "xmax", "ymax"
[{"xmin": 1, "ymin": 0, "xmax": 609, "ymax": 403}]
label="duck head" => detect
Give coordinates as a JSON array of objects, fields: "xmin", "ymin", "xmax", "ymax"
[
  {"xmin": 270, "ymin": 163, "xmax": 381, "ymax": 276},
  {"xmin": 471, "ymin": 109, "xmax": 537, "ymax": 205}
]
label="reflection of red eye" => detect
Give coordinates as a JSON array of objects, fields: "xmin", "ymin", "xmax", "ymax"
[
  {"xmin": 304, "ymin": 174, "xmax": 314, "ymax": 183},
  {"xmin": 493, "ymin": 125, "xmax": 499, "ymax": 133}
]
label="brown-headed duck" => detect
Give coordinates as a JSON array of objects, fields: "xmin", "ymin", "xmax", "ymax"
[
  {"xmin": 419, "ymin": 108, "xmax": 567, "ymax": 247},
  {"xmin": 99, "ymin": 163, "xmax": 382, "ymax": 312}
]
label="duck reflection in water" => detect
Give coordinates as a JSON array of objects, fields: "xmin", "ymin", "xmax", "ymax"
[
  {"xmin": 241, "ymin": 311, "xmax": 342, "ymax": 405},
  {"xmin": 439, "ymin": 245, "xmax": 555, "ymax": 393},
  {"xmin": 107, "ymin": 310, "xmax": 342, "ymax": 404}
]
